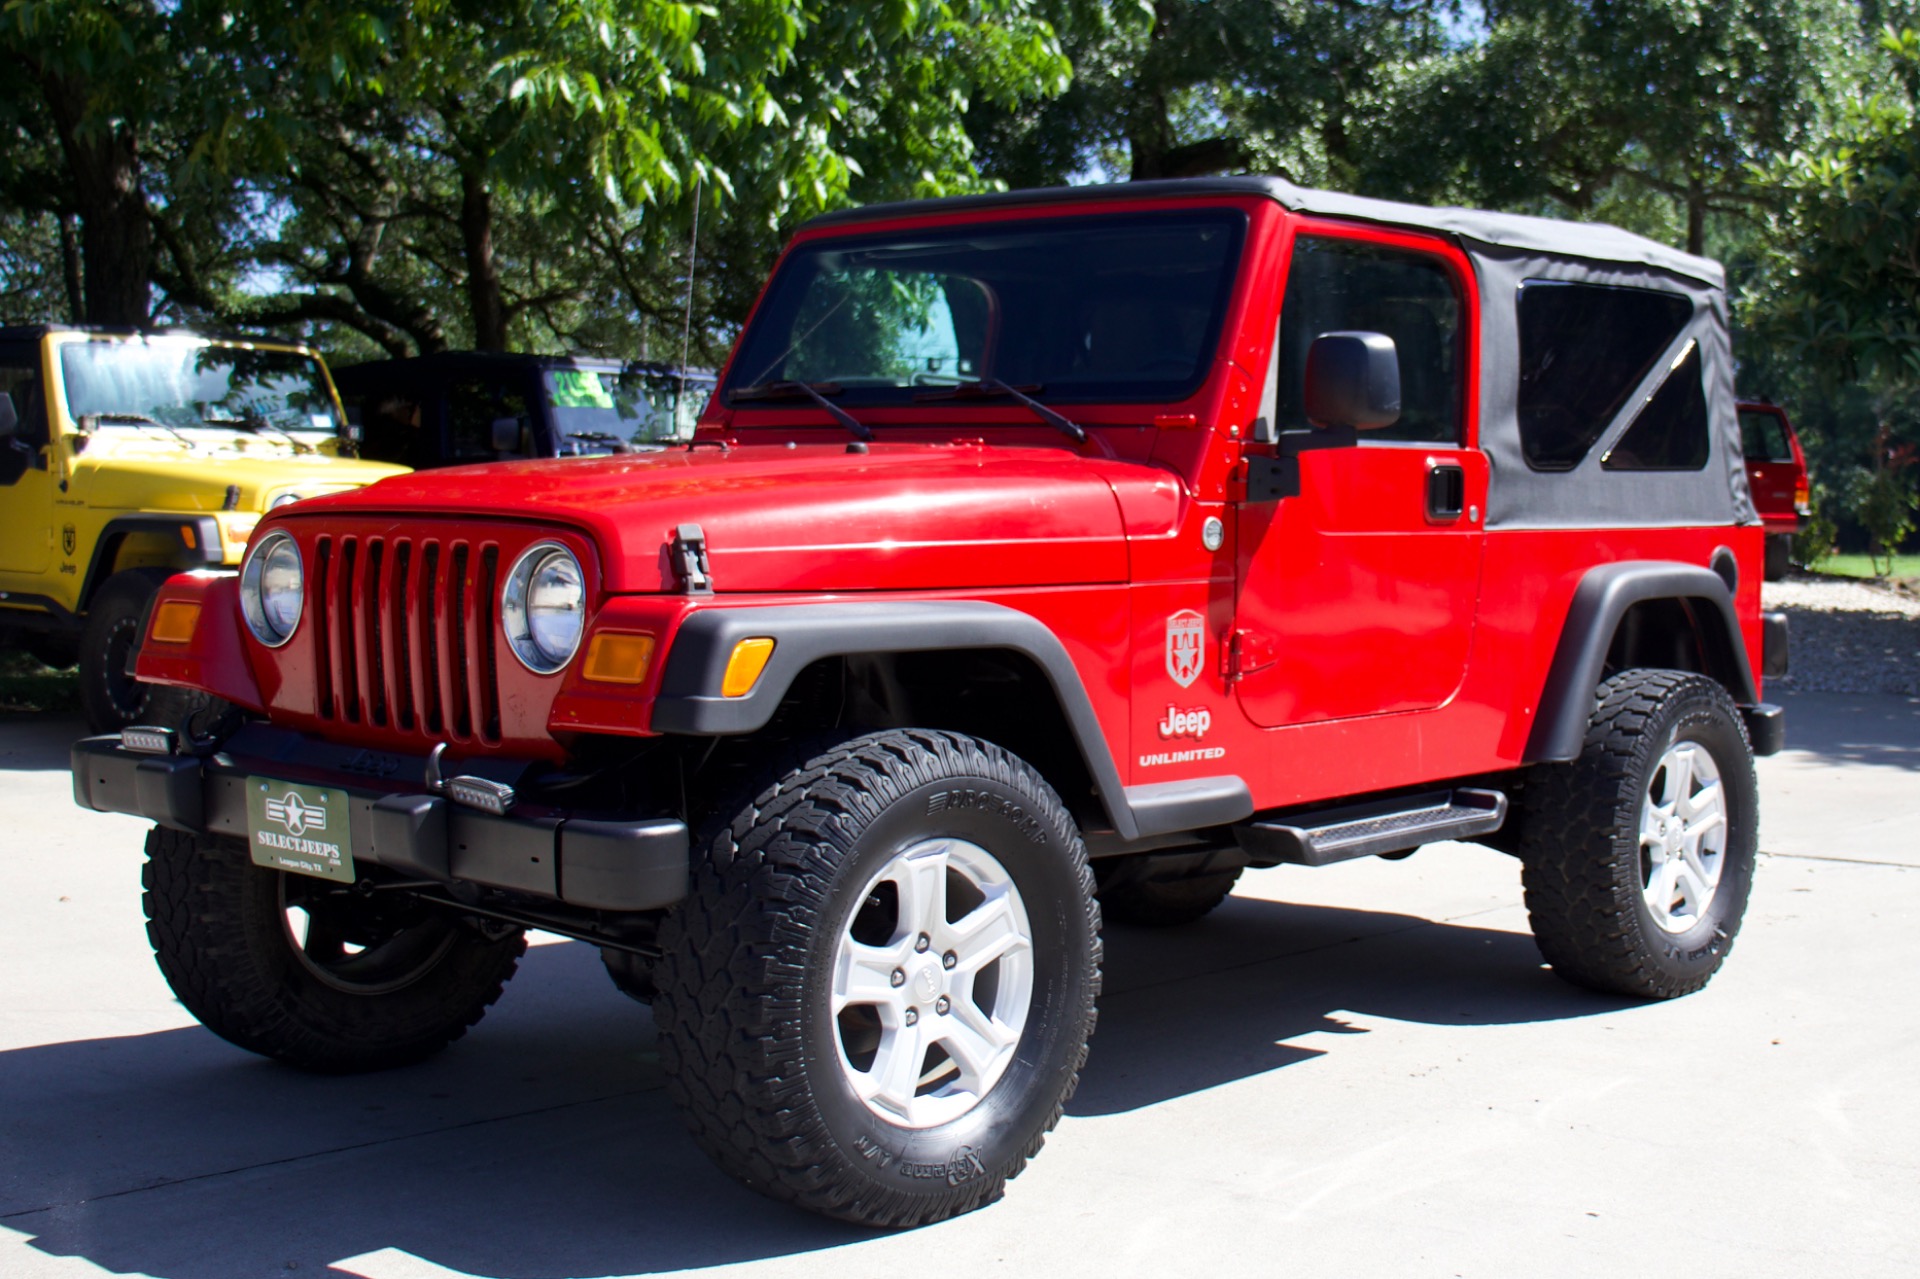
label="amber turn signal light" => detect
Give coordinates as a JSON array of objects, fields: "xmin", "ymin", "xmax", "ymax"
[
  {"xmin": 581, "ymin": 631, "xmax": 656, "ymax": 685},
  {"xmin": 722, "ymin": 637, "xmax": 776, "ymax": 697},
  {"xmin": 148, "ymin": 600, "xmax": 201, "ymax": 645}
]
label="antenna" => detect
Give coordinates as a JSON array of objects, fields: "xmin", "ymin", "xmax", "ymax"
[{"xmin": 678, "ymin": 174, "xmax": 702, "ymax": 434}]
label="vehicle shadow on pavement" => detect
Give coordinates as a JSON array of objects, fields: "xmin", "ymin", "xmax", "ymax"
[
  {"xmin": 3, "ymin": 896, "xmax": 1634, "ymax": 1279},
  {"xmin": 0, "ymin": 713, "xmax": 85, "ymax": 772},
  {"xmin": 1076, "ymin": 892, "xmax": 1633, "ymax": 1116}
]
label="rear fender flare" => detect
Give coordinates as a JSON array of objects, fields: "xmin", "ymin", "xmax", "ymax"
[{"xmin": 1525, "ymin": 561, "xmax": 1758, "ymax": 763}]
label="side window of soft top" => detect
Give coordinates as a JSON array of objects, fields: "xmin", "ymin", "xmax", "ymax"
[{"xmin": 1516, "ymin": 281, "xmax": 1695, "ymax": 471}]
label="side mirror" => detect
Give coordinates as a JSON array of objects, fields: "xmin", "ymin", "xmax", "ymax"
[
  {"xmin": 0, "ymin": 391, "xmax": 17, "ymax": 439},
  {"xmin": 1304, "ymin": 331, "xmax": 1400, "ymax": 431},
  {"xmin": 490, "ymin": 416, "xmax": 523, "ymax": 454}
]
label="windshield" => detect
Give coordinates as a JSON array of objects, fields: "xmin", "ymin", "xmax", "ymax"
[
  {"xmin": 724, "ymin": 210, "xmax": 1247, "ymax": 408},
  {"xmin": 58, "ymin": 339, "xmax": 341, "ymax": 434},
  {"xmin": 544, "ymin": 366, "xmax": 713, "ymax": 448}
]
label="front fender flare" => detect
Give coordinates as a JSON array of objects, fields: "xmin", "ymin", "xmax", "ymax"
[
  {"xmin": 81, "ymin": 514, "xmax": 224, "ymax": 610},
  {"xmin": 652, "ymin": 601, "xmax": 1251, "ymax": 842}
]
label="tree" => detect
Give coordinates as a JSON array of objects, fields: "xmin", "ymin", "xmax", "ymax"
[
  {"xmin": 1353, "ymin": 0, "xmax": 1865, "ymax": 255},
  {"xmin": 1, "ymin": 0, "xmax": 169, "ymax": 324},
  {"xmin": 968, "ymin": 0, "xmax": 1456, "ymax": 189},
  {"xmin": 152, "ymin": 0, "xmax": 1068, "ymax": 357}
]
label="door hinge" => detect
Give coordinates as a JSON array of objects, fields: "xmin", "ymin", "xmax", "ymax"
[{"xmin": 1224, "ymin": 628, "xmax": 1278, "ymax": 682}]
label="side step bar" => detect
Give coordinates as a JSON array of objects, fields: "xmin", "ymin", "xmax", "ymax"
[{"xmin": 1233, "ymin": 788, "xmax": 1507, "ymax": 867}]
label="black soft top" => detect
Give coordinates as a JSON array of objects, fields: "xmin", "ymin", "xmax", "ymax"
[{"xmin": 803, "ymin": 178, "xmax": 1750, "ymax": 530}]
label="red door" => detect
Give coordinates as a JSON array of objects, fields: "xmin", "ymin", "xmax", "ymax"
[{"xmin": 1232, "ymin": 224, "xmax": 1487, "ymax": 729}]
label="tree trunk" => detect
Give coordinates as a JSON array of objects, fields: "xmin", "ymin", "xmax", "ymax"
[
  {"xmin": 460, "ymin": 165, "xmax": 507, "ymax": 351},
  {"xmin": 1686, "ymin": 176, "xmax": 1706, "ymax": 258},
  {"xmin": 38, "ymin": 70, "xmax": 150, "ymax": 326},
  {"xmin": 58, "ymin": 213, "xmax": 84, "ymax": 323}
]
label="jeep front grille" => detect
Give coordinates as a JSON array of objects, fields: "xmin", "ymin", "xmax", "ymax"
[{"xmin": 310, "ymin": 534, "xmax": 502, "ymax": 744}]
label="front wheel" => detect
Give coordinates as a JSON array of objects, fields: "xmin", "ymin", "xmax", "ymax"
[
  {"xmin": 1516, "ymin": 670, "xmax": 1758, "ymax": 999},
  {"xmin": 654, "ymin": 729, "xmax": 1101, "ymax": 1227},
  {"xmin": 79, "ymin": 568, "xmax": 227, "ymax": 734},
  {"xmin": 142, "ymin": 827, "xmax": 525, "ymax": 1071}
]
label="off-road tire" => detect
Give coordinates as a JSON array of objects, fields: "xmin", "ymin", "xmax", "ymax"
[
  {"xmin": 653, "ymin": 729, "xmax": 1101, "ymax": 1227},
  {"xmin": 1515, "ymin": 670, "xmax": 1758, "ymax": 999},
  {"xmin": 1095, "ymin": 860, "xmax": 1242, "ymax": 926},
  {"xmin": 1763, "ymin": 534, "xmax": 1791, "ymax": 582},
  {"xmin": 79, "ymin": 568, "xmax": 226, "ymax": 734},
  {"xmin": 142, "ymin": 827, "xmax": 524, "ymax": 1071}
]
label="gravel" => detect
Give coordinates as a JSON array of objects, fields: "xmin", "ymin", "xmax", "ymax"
[{"xmin": 1762, "ymin": 573, "xmax": 1920, "ymax": 695}]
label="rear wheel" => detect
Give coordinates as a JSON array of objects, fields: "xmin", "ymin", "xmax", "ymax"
[
  {"xmin": 654, "ymin": 729, "xmax": 1101, "ymax": 1227},
  {"xmin": 1515, "ymin": 670, "xmax": 1758, "ymax": 999},
  {"xmin": 142, "ymin": 827, "xmax": 524, "ymax": 1071},
  {"xmin": 1095, "ymin": 856, "xmax": 1242, "ymax": 926}
]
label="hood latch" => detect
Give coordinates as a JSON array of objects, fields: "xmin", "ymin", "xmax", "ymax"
[{"xmin": 671, "ymin": 523, "xmax": 714, "ymax": 594}]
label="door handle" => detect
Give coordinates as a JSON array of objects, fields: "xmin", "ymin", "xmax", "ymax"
[{"xmin": 1426, "ymin": 462, "xmax": 1465, "ymax": 522}]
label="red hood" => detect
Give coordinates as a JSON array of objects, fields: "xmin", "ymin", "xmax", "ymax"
[{"xmin": 288, "ymin": 443, "xmax": 1176, "ymax": 592}]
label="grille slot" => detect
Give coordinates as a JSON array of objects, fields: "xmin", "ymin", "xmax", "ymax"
[{"xmin": 312, "ymin": 534, "xmax": 501, "ymax": 744}]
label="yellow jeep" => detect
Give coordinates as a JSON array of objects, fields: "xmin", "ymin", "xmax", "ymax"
[{"xmin": 0, "ymin": 326, "xmax": 407, "ymax": 730}]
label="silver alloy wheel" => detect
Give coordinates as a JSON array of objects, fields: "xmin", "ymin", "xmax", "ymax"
[
  {"xmin": 1638, "ymin": 739, "xmax": 1728, "ymax": 933},
  {"xmin": 831, "ymin": 837, "xmax": 1035, "ymax": 1129}
]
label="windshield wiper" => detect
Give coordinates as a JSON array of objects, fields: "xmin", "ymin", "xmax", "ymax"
[
  {"xmin": 82, "ymin": 411, "xmax": 196, "ymax": 450},
  {"xmin": 729, "ymin": 380, "xmax": 873, "ymax": 442},
  {"xmin": 204, "ymin": 413, "xmax": 313, "ymax": 454},
  {"xmin": 912, "ymin": 378, "xmax": 1086, "ymax": 444}
]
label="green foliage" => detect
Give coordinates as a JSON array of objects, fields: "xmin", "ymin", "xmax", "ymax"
[
  {"xmin": 0, "ymin": 1, "xmax": 1069, "ymax": 353},
  {"xmin": 1841, "ymin": 432, "xmax": 1920, "ymax": 573},
  {"xmin": 1746, "ymin": 28, "xmax": 1920, "ymax": 387},
  {"xmin": 0, "ymin": 650, "xmax": 78, "ymax": 715},
  {"xmin": 1808, "ymin": 551, "xmax": 1920, "ymax": 577},
  {"xmin": 1794, "ymin": 479, "xmax": 1842, "ymax": 566},
  {"xmin": 1354, "ymin": 0, "xmax": 1865, "ymax": 253}
]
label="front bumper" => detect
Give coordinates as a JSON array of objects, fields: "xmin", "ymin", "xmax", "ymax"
[{"xmin": 72, "ymin": 725, "xmax": 688, "ymax": 912}]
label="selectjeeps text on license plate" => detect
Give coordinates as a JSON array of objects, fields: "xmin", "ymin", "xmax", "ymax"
[{"xmin": 246, "ymin": 778, "xmax": 356, "ymax": 884}]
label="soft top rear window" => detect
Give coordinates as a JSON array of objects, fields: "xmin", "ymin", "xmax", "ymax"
[
  {"xmin": 725, "ymin": 210, "xmax": 1247, "ymax": 408},
  {"xmin": 1517, "ymin": 281, "xmax": 1694, "ymax": 470}
]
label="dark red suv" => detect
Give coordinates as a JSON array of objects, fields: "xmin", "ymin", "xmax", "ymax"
[
  {"xmin": 76, "ymin": 177, "xmax": 1787, "ymax": 1227},
  {"xmin": 1738, "ymin": 400, "xmax": 1812, "ymax": 579}
]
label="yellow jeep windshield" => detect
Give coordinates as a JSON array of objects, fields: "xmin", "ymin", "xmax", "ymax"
[{"xmin": 58, "ymin": 338, "xmax": 341, "ymax": 435}]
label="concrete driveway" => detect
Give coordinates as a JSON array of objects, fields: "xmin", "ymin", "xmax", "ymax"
[{"xmin": 2, "ymin": 690, "xmax": 1915, "ymax": 1278}]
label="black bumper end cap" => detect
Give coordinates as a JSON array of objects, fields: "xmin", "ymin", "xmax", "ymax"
[
  {"xmin": 1762, "ymin": 611, "xmax": 1790, "ymax": 679},
  {"xmin": 560, "ymin": 818, "xmax": 688, "ymax": 911},
  {"xmin": 369, "ymin": 793, "xmax": 451, "ymax": 879},
  {"xmin": 1741, "ymin": 703, "xmax": 1786, "ymax": 757}
]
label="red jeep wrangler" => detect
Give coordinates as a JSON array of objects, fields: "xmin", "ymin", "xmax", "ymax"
[{"xmin": 74, "ymin": 178, "xmax": 1788, "ymax": 1227}]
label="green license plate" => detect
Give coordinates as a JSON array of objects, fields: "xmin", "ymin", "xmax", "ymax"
[{"xmin": 246, "ymin": 777, "xmax": 355, "ymax": 884}]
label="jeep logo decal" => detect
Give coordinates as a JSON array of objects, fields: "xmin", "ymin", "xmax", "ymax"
[
  {"xmin": 1165, "ymin": 609, "xmax": 1204, "ymax": 688},
  {"xmin": 61, "ymin": 524, "xmax": 75, "ymax": 557}
]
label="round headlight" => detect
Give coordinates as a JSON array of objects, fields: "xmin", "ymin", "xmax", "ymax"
[
  {"xmin": 240, "ymin": 530, "xmax": 303, "ymax": 647},
  {"xmin": 501, "ymin": 543, "xmax": 584, "ymax": 674},
  {"xmin": 269, "ymin": 491, "xmax": 305, "ymax": 510}
]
